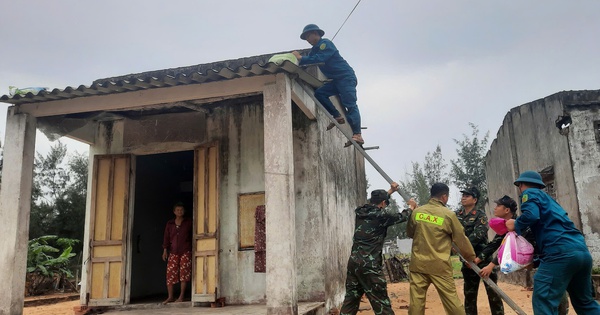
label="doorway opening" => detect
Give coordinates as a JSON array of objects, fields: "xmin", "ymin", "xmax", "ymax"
[{"xmin": 130, "ymin": 150, "xmax": 194, "ymax": 304}]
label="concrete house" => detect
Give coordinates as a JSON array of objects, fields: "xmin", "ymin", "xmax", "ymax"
[
  {"xmin": 485, "ymin": 90, "xmax": 600, "ymax": 268},
  {"xmin": 0, "ymin": 52, "xmax": 366, "ymax": 314}
]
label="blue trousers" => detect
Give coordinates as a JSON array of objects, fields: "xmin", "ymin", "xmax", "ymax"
[
  {"xmin": 533, "ymin": 250, "xmax": 600, "ymax": 314},
  {"xmin": 314, "ymin": 77, "xmax": 362, "ymax": 134}
]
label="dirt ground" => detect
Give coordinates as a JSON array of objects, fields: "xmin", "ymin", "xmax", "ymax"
[
  {"xmin": 359, "ymin": 279, "xmax": 576, "ymax": 315},
  {"xmin": 23, "ymin": 280, "xmax": 577, "ymax": 315}
]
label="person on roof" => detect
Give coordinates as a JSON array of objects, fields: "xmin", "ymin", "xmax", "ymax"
[{"xmin": 292, "ymin": 24, "xmax": 364, "ymax": 147}]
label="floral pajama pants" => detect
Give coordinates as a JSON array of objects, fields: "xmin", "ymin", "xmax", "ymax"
[{"xmin": 166, "ymin": 251, "xmax": 192, "ymax": 286}]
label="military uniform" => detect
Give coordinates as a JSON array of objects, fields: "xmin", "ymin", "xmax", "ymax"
[
  {"xmin": 457, "ymin": 207, "xmax": 504, "ymax": 315},
  {"xmin": 339, "ymin": 202, "xmax": 411, "ymax": 315},
  {"xmin": 299, "ymin": 37, "xmax": 361, "ymax": 135},
  {"xmin": 406, "ymin": 198, "xmax": 475, "ymax": 315}
]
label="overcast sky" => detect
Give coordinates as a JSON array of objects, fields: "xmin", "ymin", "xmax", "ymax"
[{"xmin": 1, "ymin": 1, "xmax": 599, "ymax": 206}]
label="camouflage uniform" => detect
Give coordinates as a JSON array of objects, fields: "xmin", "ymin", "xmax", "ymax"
[
  {"xmin": 340, "ymin": 203, "xmax": 411, "ymax": 315},
  {"xmin": 457, "ymin": 207, "xmax": 504, "ymax": 315}
]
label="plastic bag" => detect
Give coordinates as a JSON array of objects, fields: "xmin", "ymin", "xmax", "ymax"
[
  {"xmin": 489, "ymin": 217, "xmax": 508, "ymax": 235},
  {"xmin": 9, "ymin": 86, "xmax": 48, "ymax": 96},
  {"xmin": 268, "ymin": 53, "xmax": 298, "ymax": 65},
  {"xmin": 498, "ymin": 231, "xmax": 534, "ymax": 273}
]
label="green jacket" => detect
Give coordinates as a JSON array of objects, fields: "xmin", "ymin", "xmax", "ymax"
[
  {"xmin": 349, "ymin": 203, "xmax": 411, "ymax": 268},
  {"xmin": 407, "ymin": 199, "xmax": 475, "ymax": 277},
  {"xmin": 456, "ymin": 207, "xmax": 489, "ymax": 256}
]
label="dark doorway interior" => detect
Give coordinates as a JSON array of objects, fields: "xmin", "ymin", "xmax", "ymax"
[{"xmin": 130, "ymin": 150, "xmax": 194, "ymax": 303}]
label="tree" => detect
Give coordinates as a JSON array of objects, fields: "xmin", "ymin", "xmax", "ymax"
[
  {"xmin": 385, "ymin": 197, "xmax": 408, "ymax": 240},
  {"xmin": 450, "ymin": 123, "xmax": 489, "ymax": 206},
  {"xmin": 29, "ymin": 142, "xmax": 88, "ymax": 245},
  {"xmin": 401, "ymin": 145, "xmax": 449, "ymax": 205}
]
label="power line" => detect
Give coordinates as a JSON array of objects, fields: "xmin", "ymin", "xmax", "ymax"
[{"xmin": 331, "ymin": 0, "xmax": 363, "ymax": 41}]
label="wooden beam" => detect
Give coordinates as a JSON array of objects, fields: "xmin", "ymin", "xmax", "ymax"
[
  {"xmin": 16, "ymin": 75, "xmax": 276, "ymax": 117},
  {"xmin": 291, "ymin": 78, "xmax": 316, "ymax": 120}
]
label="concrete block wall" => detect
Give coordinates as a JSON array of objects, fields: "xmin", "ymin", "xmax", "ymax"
[{"xmin": 486, "ymin": 90, "xmax": 600, "ymax": 269}]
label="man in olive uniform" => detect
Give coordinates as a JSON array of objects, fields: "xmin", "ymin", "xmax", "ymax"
[
  {"xmin": 340, "ymin": 182, "xmax": 417, "ymax": 315},
  {"xmin": 457, "ymin": 187, "xmax": 504, "ymax": 315},
  {"xmin": 407, "ymin": 183, "xmax": 476, "ymax": 315}
]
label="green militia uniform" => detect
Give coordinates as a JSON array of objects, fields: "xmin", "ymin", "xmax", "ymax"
[
  {"xmin": 457, "ymin": 208, "xmax": 504, "ymax": 315},
  {"xmin": 340, "ymin": 203, "xmax": 411, "ymax": 315}
]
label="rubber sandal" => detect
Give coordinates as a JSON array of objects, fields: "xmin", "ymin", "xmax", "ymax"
[{"xmin": 326, "ymin": 117, "xmax": 345, "ymax": 131}]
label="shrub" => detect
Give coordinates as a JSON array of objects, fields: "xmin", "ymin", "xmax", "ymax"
[{"xmin": 26, "ymin": 235, "xmax": 79, "ymax": 296}]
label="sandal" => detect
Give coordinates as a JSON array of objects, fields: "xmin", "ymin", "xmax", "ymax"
[
  {"xmin": 344, "ymin": 135, "xmax": 364, "ymax": 148},
  {"xmin": 326, "ymin": 117, "xmax": 346, "ymax": 131}
]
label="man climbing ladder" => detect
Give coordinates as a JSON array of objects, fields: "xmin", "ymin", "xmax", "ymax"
[{"xmin": 292, "ymin": 24, "xmax": 364, "ymax": 147}]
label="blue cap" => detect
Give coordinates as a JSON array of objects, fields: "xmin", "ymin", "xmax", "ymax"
[
  {"xmin": 514, "ymin": 170, "xmax": 546, "ymax": 188},
  {"xmin": 300, "ymin": 24, "xmax": 325, "ymax": 40}
]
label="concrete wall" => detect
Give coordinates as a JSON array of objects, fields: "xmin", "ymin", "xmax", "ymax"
[
  {"xmin": 564, "ymin": 93, "xmax": 600, "ymax": 263},
  {"xmin": 208, "ymin": 100, "xmax": 268, "ymax": 304},
  {"xmin": 80, "ymin": 91, "xmax": 364, "ymax": 306},
  {"xmin": 291, "ymin": 99, "xmax": 365, "ymax": 308},
  {"xmin": 486, "ymin": 91, "xmax": 600, "ymax": 275},
  {"xmin": 486, "ymin": 93, "xmax": 580, "ymax": 227}
]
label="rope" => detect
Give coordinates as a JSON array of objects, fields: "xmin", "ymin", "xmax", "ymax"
[{"xmin": 331, "ymin": 0, "xmax": 363, "ymax": 40}]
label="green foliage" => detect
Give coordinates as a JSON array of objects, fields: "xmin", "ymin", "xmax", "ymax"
[
  {"xmin": 592, "ymin": 266, "xmax": 600, "ymax": 274},
  {"xmin": 401, "ymin": 145, "xmax": 449, "ymax": 205},
  {"xmin": 385, "ymin": 197, "xmax": 407, "ymax": 240},
  {"xmin": 26, "ymin": 235, "xmax": 79, "ymax": 295},
  {"xmin": 29, "ymin": 142, "xmax": 88, "ymax": 251},
  {"xmin": 450, "ymin": 123, "xmax": 489, "ymax": 207}
]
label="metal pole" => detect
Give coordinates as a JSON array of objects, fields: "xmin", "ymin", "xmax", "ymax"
[
  {"xmin": 296, "ymin": 76, "xmax": 527, "ymax": 315},
  {"xmin": 452, "ymin": 244, "xmax": 528, "ymax": 315},
  {"xmin": 296, "ymin": 78, "xmax": 411, "ymax": 201}
]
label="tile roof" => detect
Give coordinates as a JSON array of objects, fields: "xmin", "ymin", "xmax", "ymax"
[{"xmin": 1, "ymin": 50, "xmax": 321, "ymax": 105}]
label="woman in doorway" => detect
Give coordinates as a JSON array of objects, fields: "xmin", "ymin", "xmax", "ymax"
[{"xmin": 162, "ymin": 202, "xmax": 193, "ymax": 304}]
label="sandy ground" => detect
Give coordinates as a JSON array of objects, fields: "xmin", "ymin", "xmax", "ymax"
[
  {"xmin": 23, "ymin": 280, "xmax": 577, "ymax": 315},
  {"xmin": 359, "ymin": 279, "xmax": 576, "ymax": 315}
]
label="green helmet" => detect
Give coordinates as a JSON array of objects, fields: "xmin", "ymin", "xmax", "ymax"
[
  {"xmin": 300, "ymin": 24, "xmax": 325, "ymax": 40},
  {"xmin": 514, "ymin": 170, "xmax": 546, "ymax": 188},
  {"xmin": 370, "ymin": 189, "xmax": 390, "ymax": 206}
]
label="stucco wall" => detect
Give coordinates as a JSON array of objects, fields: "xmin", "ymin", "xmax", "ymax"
[
  {"xmin": 292, "ymin": 101, "xmax": 366, "ymax": 308},
  {"xmin": 565, "ymin": 102, "xmax": 600, "ymax": 263},
  {"xmin": 486, "ymin": 91, "xmax": 600, "ymax": 273},
  {"xmin": 207, "ymin": 100, "xmax": 267, "ymax": 304},
  {"xmin": 486, "ymin": 93, "xmax": 580, "ymax": 227},
  {"xmin": 84, "ymin": 93, "xmax": 364, "ymax": 305}
]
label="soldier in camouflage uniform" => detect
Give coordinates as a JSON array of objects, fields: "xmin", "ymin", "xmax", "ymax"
[
  {"xmin": 457, "ymin": 187, "xmax": 504, "ymax": 315},
  {"xmin": 340, "ymin": 182, "xmax": 417, "ymax": 315}
]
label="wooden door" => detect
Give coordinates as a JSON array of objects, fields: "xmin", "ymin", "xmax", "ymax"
[
  {"xmin": 192, "ymin": 144, "xmax": 220, "ymax": 302},
  {"xmin": 86, "ymin": 155, "xmax": 131, "ymax": 306}
]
